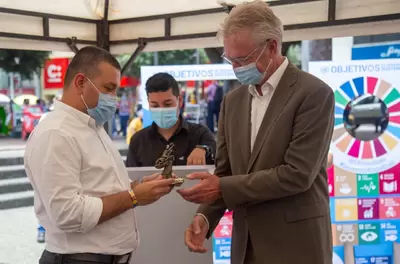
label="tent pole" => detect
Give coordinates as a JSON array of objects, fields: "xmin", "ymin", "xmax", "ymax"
[
  {"xmin": 97, "ymin": 0, "xmax": 113, "ymax": 135},
  {"xmin": 121, "ymin": 38, "xmax": 147, "ymax": 76},
  {"xmin": 66, "ymin": 37, "xmax": 79, "ymax": 53}
]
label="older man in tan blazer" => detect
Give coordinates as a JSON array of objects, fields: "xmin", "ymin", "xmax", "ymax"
[{"xmin": 177, "ymin": 1, "xmax": 335, "ymax": 264}]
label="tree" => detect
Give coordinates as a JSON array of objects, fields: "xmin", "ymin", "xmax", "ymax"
[
  {"xmin": 0, "ymin": 49, "xmax": 50, "ymax": 80},
  {"xmin": 117, "ymin": 49, "xmax": 210, "ymax": 78}
]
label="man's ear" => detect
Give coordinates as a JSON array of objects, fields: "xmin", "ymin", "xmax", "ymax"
[{"xmin": 73, "ymin": 73, "xmax": 86, "ymax": 94}]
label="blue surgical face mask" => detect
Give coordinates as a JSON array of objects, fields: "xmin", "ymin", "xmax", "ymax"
[
  {"xmin": 233, "ymin": 44, "xmax": 272, "ymax": 85},
  {"xmin": 81, "ymin": 78, "xmax": 117, "ymax": 126},
  {"xmin": 150, "ymin": 107, "xmax": 178, "ymax": 129}
]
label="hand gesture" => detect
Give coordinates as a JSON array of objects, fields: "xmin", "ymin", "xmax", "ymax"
[
  {"xmin": 141, "ymin": 172, "xmax": 161, "ymax": 183},
  {"xmin": 185, "ymin": 215, "xmax": 208, "ymax": 253},
  {"xmin": 133, "ymin": 177, "xmax": 175, "ymax": 206},
  {"xmin": 141, "ymin": 173, "xmax": 178, "ymax": 183},
  {"xmin": 187, "ymin": 148, "xmax": 206, "ymax": 165},
  {"xmin": 177, "ymin": 172, "xmax": 221, "ymax": 204}
]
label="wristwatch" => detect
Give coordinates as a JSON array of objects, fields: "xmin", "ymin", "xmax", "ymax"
[{"xmin": 196, "ymin": 145, "xmax": 212, "ymax": 158}]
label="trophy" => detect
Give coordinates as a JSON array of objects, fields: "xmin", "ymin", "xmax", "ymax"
[{"xmin": 155, "ymin": 143, "xmax": 185, "ymax": 186}]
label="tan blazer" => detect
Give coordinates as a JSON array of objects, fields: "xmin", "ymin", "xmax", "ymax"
[{"xmin": 198, "ymin": 63, "xmax": 334, "ymax": 264}]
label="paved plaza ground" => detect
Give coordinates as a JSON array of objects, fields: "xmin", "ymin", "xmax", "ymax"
[
  {"xmin": 0, "ymin": 206, "xmax": 44, "ymax": 264},
  {"xmin": 0, "ymin": 136, "xmax": 128, "ymax": 263}
]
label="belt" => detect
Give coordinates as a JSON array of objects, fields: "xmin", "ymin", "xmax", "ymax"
[{"xmin": 43, "ymin": 250, "xmax": 132, "ymax": 264}]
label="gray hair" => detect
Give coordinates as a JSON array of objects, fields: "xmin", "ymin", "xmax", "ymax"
[{"xmin": 217, "ymin": 0, "xmax": 283, "ymax": 52}]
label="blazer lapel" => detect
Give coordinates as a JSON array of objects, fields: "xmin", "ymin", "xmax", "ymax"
[
  {"xmin": 247, "ymin": 63, "xmax": 298, "ymax": 173},
  {"xmin": 237, "ymin": 88, "xmax": 252, "ymax": 169}
]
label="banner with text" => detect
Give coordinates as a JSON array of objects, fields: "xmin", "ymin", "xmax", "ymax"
[
  {"xmin": 310, "ymin": 59, "xmax": 400, "ymax": 263},
  {"xmin": 140, "ymin": 64, "xmax": 236, "ymax": 110}
]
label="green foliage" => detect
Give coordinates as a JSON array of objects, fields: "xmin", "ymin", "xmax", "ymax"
[
  {"xmin": 0, "ymin": 49, "xmax": 50, "ymax": 80},
  {"xmin": 117, "ymin": 49, "xmax": 210, "ymax": 77}
]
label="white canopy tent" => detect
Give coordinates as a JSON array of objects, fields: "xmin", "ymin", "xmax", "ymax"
[{"xmin": 0, "ymin": 0, "xmax": 400, "ymax": 55}]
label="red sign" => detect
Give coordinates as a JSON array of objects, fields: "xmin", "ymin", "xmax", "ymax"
[
  {"xmin": 327, "ymin": 166, "xmax": 334, "ymax": 196},
  {"xmin": 0, "ymin": 88, "xmax": 35, "ymax": 96},
  {"xmin": 379, "ymin": 197, "xmax": 400, "ymax": 219},
  {"xmin": 120, "ymin": 76, "xmax": 139, "ymax": 88},
  {"xmin": 213, "ymin": 211, "xmax": 233, "ymax": 239},
  {"xmin": 44, "ymin": 58, "xmax": 69, "ymax": 89}
]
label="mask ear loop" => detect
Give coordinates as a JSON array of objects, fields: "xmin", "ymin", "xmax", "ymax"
[
  {"xmin": 257, "ymin": 42, "xmax": 273, "ymax": 80},
  {"xmin": 81, "ymin": 94, "xmax": 90, "ymax": 110},
  {"xmin": 81, "ymin": 77, "xmax": 98, "ymax": 111}
]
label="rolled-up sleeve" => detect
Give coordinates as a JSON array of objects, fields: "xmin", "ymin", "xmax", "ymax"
[{"xmin": 26, "ymin": 130, "xmax": 103, "ymax": 233}]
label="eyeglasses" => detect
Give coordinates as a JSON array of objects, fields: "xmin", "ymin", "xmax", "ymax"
[
  {"xmin": 221, "ymin": 39, "xmax": 271, "ymax": 66},
  {"xmin": 221, "ymin": 48, "xmax": 258, "ymax": 66}
]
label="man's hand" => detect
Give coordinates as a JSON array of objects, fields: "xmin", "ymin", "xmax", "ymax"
[
  {"xmin": 185, "ymin": 215, "xmax": 208, "ymax": 253},
  {"xmin": 133, "ymin": 177, "xmax": 175, "ymax": 206},
  {"xmin": 141, "ymin": 173, "xmax": 161, "ymax": 183},
  {"xmin": 134, "ymin": 173, "xmax": 178, "ymax": 185},
  {"xmin": 187, "ymin": 148, "xmax": 206, "ymax": 165},
  {"xmin": 177, "ymin": 172, "xmax": 221, "ymax": 204}
]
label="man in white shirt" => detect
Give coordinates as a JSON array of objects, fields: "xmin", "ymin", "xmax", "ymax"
[
  {"xmin": 25, "ymin": 46, "xmax": 175, "ymax": 264},
  {"xmin": 177, "ymin": 1, "xmax": 334, "ymax": 264}
]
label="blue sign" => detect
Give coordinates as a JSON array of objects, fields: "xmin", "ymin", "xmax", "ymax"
[
  {"xmin": 355, "ymin": 256, "xmax": 391, "ymax": 264},
  {"xmin": 354, "ymin": 244, "xmax": 393, "ymax": 264},
  {"xmin": 333, "ymin": 246, "xmax": 345, "ymax": 264},
  {"xmin": 213, "ymin": 237, "xmax": 231, "ymax": 261},
  {"xmin": 380, "ymin": 221, "xmax": 400, "ymax": 244},
  {"xmin": 352, "ymin": 44, "xmax": 400, "ymax": 60}
]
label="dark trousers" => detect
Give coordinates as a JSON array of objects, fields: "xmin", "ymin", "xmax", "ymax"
[
  {"xmin": 213, "ymin": 100, "xmax": 222, "ymax": 125},
  {"xmin": 244, "ymin": 234, "xmax": 256, "ymax": 264},
  {"xmin": 119, "ymin": 115, "xmax": 129, "ymax": 136},
  {"xmin": 39, "ymin": 250, "xmax": 130, "ymax": 264}
]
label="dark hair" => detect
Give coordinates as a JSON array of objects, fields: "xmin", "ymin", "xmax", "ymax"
[
  {"xmin": 145, "ymin": 72, "xmax": 179, "ymax": 97},
  {"xmin": 64, "ymin": 46, "xmax": 121, "ymax": 87}
]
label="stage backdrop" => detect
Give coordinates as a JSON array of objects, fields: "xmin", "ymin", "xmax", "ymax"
[{"xmin": 309, "ymin": 59, "xmax": 400, "ymax": 264}]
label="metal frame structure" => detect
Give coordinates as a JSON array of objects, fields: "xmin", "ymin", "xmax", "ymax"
[
  {"xmin": 0, "ymin": 0, "xmax": 399, "ymax": 83},
  {"xmin": 0, "ymin": 0, "xmax": 399, "ymax": 55}
]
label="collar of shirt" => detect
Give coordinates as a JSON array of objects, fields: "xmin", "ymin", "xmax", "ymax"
[
  {"xmin": 248, "ymin": 57, "xmax": 289, "ymax": 97},
  {"xmin": 148, "ymin": 115, "xmax": 189, "ymax": 138},
  {"xmin": 54, "ymin": 100, "xmax": 98, "ymax": 129}
]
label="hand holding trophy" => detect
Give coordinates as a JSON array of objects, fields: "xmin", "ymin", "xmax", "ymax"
[{"xmin": 155, "ymin": 143, "xmax": 185, "ymax": 186}]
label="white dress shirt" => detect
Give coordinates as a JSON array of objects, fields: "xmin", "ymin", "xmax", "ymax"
[
  {"xmin": 24, "ymin": 100, "xmax": 139, "ymax": 255},
  {"xmin": 248, "ymin": 58, "xmax": 289, "ymax": 151}
]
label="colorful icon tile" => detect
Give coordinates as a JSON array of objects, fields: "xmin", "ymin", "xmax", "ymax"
[
  {"xmin": 335, "ymin": 198, "xmax": 358, "ymax": 221},
  {"xmin": 214, "ymin": 211, "xmax": 233, "ymax": 239},
  {"xmin": 379, "ymin": 197, "xmax": 400, "ymax": 219},
  {"xmin": 358, "ymin": 198, "xmax": 379, "ymax": 220},
  {"xmin": 332, "ymin": 224, "xmax": 337, "ymax": 246},
  {"xmin": 379, "ymin": 165, "xmax": 400, "ymax": 195},
  {"xmin": 357, "ymin": 173, "xmax": 379, "ymax": 196},
  {"xmin": 380, "ymin": 221, "xmax": 400, "ymax": 244},
  {"xmin": 358, "ymin": 223, "xmax": 381, "ymax": 245},
  {"xmin": 334, "ymin": 224, "xmax": 358, "ymax": 245},
  {"xmin": 334, "ymin": 167, "xmax": 357, "ymax": 197}
]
